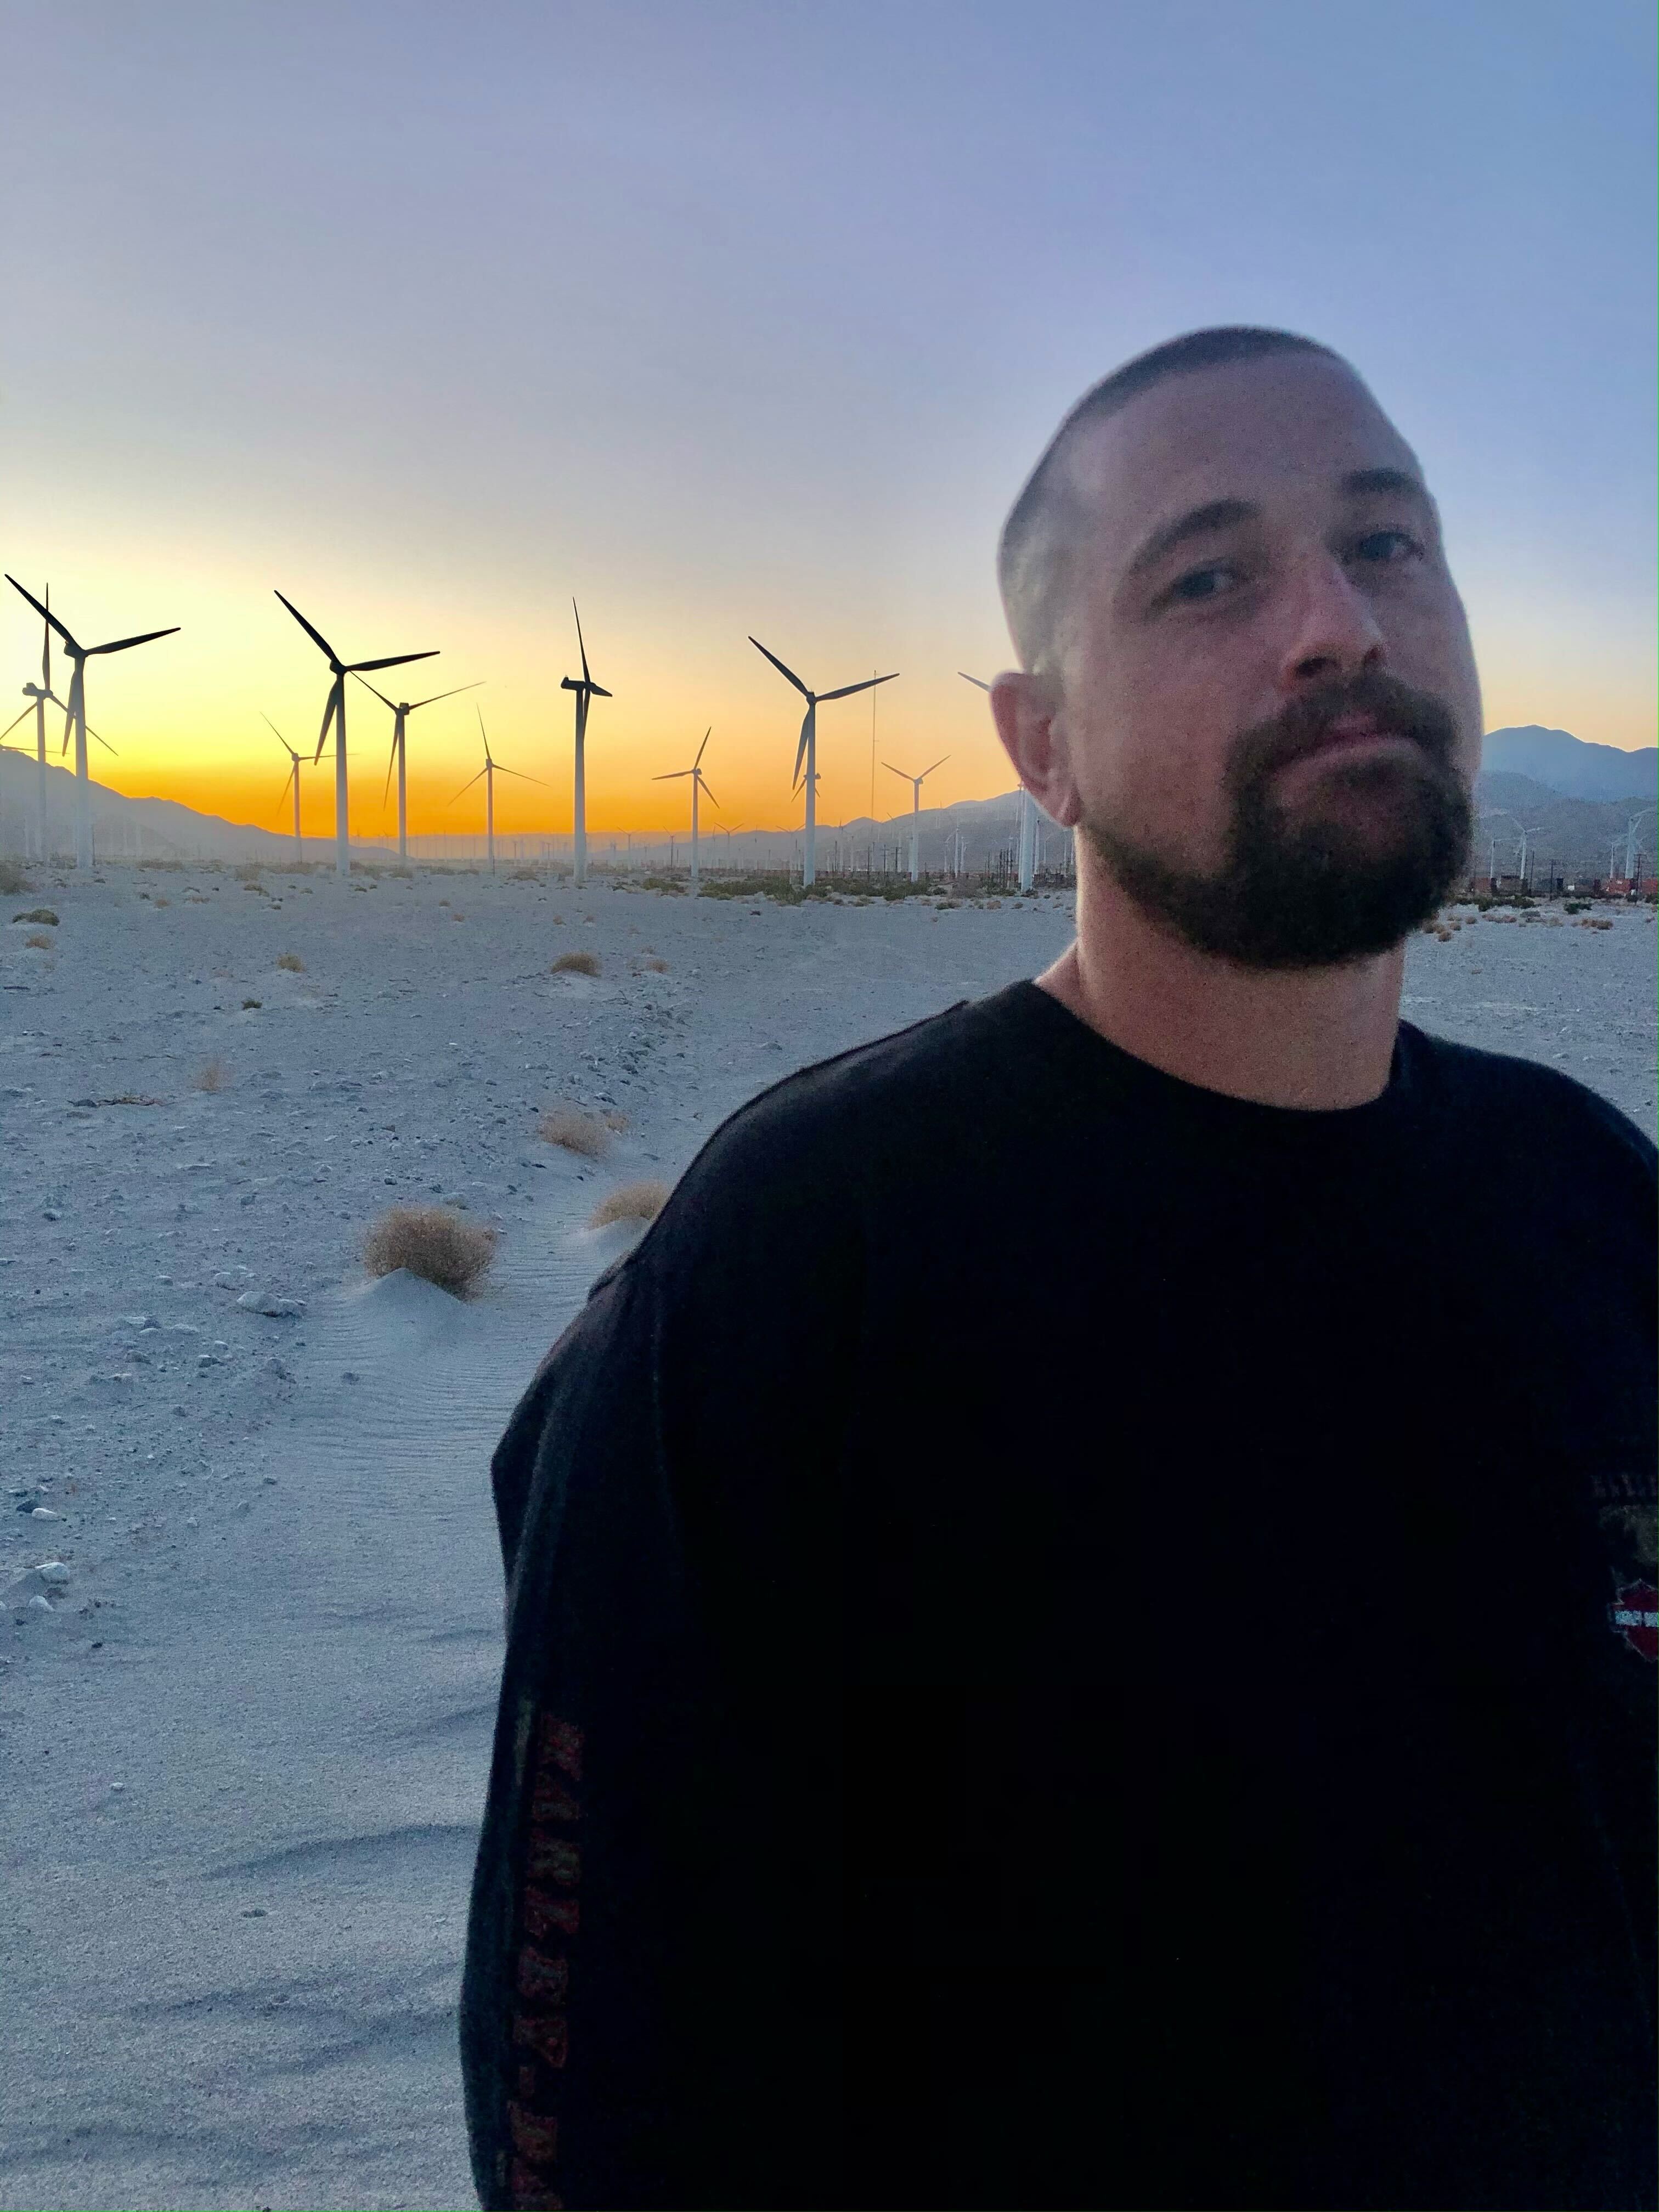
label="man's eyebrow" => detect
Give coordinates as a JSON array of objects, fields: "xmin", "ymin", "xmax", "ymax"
[
  {"xmin": 1123, "ymin": 498, "xmax": 1257, "ymax": 582},
  {"xmin": 1341, "ymin": 466, "xmax": 1431, "ymax": 503}
]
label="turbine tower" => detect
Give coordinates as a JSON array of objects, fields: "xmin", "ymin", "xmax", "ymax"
[
  {"xmin": 749, "ymin": 637, "xmax": 895, "ymax": 887},
  {"xmin": 885, "ymin": 755, "xmax": 949, "ymax": 883},
  {"xmin": 274, "ymin": 592, "xmax": 437, "ymax": 880},
  {"xmin": 6, "ymin": 577, "xmax": 176, "ymax": 870},
  {"xmin": 653, "ymin": 729, "xmax": 718, "ymax": 895},
  {"xmin": 1, "ymin": 583, "xmax": 77, "ymax": 861},
  {"xmin": 452, "ymin": 707, "xmax": 543, "ymax": 877},
  {"xmin": 561, "ymin": 601, "xmax": 611, "ymax": 889},
  {"xmin": 960, "ymin": 670, "xmax": 1036, "ymax": 891},
  {"xmin": 353, "ymin": 676, "xmax": 482, "ymax": 863}
]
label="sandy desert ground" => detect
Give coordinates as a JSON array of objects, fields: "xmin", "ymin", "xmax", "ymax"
[{"xmin": 0, "ymin": 864, "xmax": 1654, "ymax": 2211}]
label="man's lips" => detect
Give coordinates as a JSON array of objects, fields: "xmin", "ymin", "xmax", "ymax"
[{"xmin": 1279, "ymin": 715, "xmax": 1421, "ymax": 768}]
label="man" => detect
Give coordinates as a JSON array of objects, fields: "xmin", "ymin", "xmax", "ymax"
[{"xmin": 461, "ymin": 328, "xmax": 1656, "ymax": 2210}]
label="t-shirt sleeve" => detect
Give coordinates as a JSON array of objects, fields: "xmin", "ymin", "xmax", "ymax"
[{"xmin": 460, "ymin": 1143, "xmax": 854, "ymax": 2211}]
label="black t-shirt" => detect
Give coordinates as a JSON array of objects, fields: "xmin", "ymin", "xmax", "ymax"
[{"xmin": 460, "ymin": 981, "xmax": 1657, "ymax": 2212}]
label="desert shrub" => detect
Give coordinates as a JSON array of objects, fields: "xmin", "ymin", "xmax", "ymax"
[
  {"xmin": 195, "ymin": 1056, "xmax": 232, "ymax": 1092},
  {"xmin": 14, "ymin": 907, "xmax": 58, "ymax": 925},
  {"xmin": 154, "ymin": 896, "xmax": 170, "ymax": 908},
  {"xmin": 362, "ymin": 1204, "xmax": 498, "ymax": 1297},
  {"xmin": 275, "ymin": 951, "xmax": 305, "ymax": 972},
  {"xmin": 1563, "ymin": 900, "xmax": 1590, "ymax": 915},
  {"xmin": 589, "ymin": 1179, "xmax": 670, "ymax": 1229},
  {"xmin": 551, "ymin": 949, "xmax": 601, "ymax": 977},
  {"xmin": 241, "ymin": 997, "xmax": 262, "ymax": 1010},
  {"xmin": 23, "ymin": 932, "xmax": 52, "ymax": 950},
  {"xmin": 0, "ymin": 860, "xmax": 30, "ymax": 896},
  {"xmin": 601, "ymin": 1108, "xmax": 630, "ymax": 1132},
  {"xmin": 641, "ymin": 956, "xmax": 669, "ymax": 973},
  {"xmin": 538, "ymin": 1104, "xmax": 610, "ymax": 1158},
  {"xmin": 510, "ymin": 866, "xmax": 540, "ymax": 882}
]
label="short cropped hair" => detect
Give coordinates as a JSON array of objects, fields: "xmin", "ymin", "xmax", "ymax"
[{"xmin": 997, "ymin": 326, "xmax": 1345, "ymax": 672}]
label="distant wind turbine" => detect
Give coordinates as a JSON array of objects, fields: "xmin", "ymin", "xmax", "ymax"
[
  {"xmin": 960, "ymin": 669, "xmax": 1035, "ymax": 891},
  {"xmin": 263, "ymin": 714, "xmax": 310, "ymax": 868},
  {"xmin": 653, "ymin": 729, "xmax": 718, "ymax": 894},
  {"xmin": 451, "ymin": 706, "xmax": 544, "ymax": 877},
  {"xmin": 1, "ymin": 583, "xmax": 78, "ymax": 861},
  {"xmin": 5, "ymin": 576, "xmax": 176, "ymax": 870},
  {"xmin": 749, "ymin": 638, "xmax": 895, "ymax": 887},
  {"xmin": 561, "ymin": 601, "xmax": 611, "ymax": 889},
  {"xmin": 885, "ymin": 755, "xmax": 950, "ymax": 882},
  {"xmin": 274, "ymin": 592, "xmax": 437, "ymax": 881},
  {"xmin": 353, "ymin": 675, "xmax": 482, "ymax": 864}
]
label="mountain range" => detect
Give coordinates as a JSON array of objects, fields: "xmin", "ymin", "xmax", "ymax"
[{"xmin": 2, "ymin": 724, "xmax": 1652, "ymax": 876}]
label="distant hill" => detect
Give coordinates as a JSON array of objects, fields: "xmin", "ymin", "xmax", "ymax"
[{"xmin": 1481, "ymin": 726, "xmax": 1654, "ymax": 802}]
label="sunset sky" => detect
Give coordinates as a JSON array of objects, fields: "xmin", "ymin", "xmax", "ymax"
[{"xmin": 2, "ymin": 0, "xmax": 1652, "ymax": 844}]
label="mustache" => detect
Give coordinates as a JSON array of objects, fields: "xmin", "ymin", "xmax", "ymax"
[{"xmin": 1229, "ymin": 669, "xmax": 1464, "ymax": 790}]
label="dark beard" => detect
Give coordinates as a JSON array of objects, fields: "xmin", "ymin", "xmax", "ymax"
[{"xmin": 1081, "ymin": 669, "xmax": 1474, "ymax": 969}]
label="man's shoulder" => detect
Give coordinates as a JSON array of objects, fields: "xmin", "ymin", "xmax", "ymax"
[{"xmin": 1405, "ymin": 1022, "xmax": 1657, "ymax": 1186}]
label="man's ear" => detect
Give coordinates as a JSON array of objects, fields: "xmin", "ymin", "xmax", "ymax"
[{"xmin": 990, "ymin": 670, "xmax": 1083, "ymax": 828}]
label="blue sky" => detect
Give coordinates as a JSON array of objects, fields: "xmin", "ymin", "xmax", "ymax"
[{"xmin": 2, "ymin": 0, "xmax": 1652, "ymax": 833}]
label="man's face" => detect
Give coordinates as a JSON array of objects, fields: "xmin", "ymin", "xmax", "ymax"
[{"xmin": 1040, "ymin": 352, "xmax": 1482, "ymax": 968}]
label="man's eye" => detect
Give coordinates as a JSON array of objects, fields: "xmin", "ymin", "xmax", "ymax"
[
  {"xmin": 1167, "ymin": 563, "xmax": 1237, "ymax": 603},
  {"xmin": 1351, "ymin": 528, "xmax": 1421, "ymax": 565}
]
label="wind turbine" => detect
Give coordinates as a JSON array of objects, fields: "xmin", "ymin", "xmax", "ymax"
[
  {"xmin": 274, "ymin": 592, "xmax": 437, "ymax": 880},
  {"xmin": 1619, "ymin": 806, "xmax": 1656, "ymax": 884},
  {"xmin": 749, "ymin": 638, "xmax": 895, "ymax": 887},
  {"xmin": 352, "ymin": 675, "xmax": 482, "ymax": 864},
  {"xmin": 5, "ymin": 577, "xmax": 176, "ymax": 870},
  {"xmin": 885, "ymin": 755, "xmax": 949, "ymax": 882},
  {"xmin": 960, "ymin": 669, "xmax": 1036, "ymax": 891},
  {"xmin": 263, "ymin": 714, "xmax": 309, "ymax": 868},
  {"xmin": 561, "ymin": 601, "xmax": 611, "ymax": 890},
  {"xmin": 653, "ymin": 729, "xmax": 718, "ymax": 895},
  {"xmin": 452, "ymin": 706, "xmax": 543, "ymax": 876},
  {"xmin": 1, "ymin": 583, "xmax": 76, "ymax": 861}
]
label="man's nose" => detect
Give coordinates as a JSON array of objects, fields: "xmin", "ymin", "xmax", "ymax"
[{"xmin": 1276, "ymin": 554, "xmax": 1387, "ymax": 692}]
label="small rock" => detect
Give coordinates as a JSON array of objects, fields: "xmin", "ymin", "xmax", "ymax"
[
  {"xmin": 36, "ymin": 1562, "xmax": 71, "ymax": 1588},
  {"xmin": 120, "ymin": 1313, "xmax": 157, "ymax": 1329},
  {"xmin": 341, "ymin": 1369, "xmax": 360, "ymax": 1384},
  {"xmin": 24, "ymin": 1594, "xmax": 56, "ymax": 1621},
  {"xmin": 31, "ymin": 1506, "xmax": 61, "ymax": 1520},
  {"xmin": 42, "ymin": 1208, "xmax": 60, "ymax": 1222},
  {"xmin": 235, "ymin": 1290, "xmax": 306, "ymax": 1318}
]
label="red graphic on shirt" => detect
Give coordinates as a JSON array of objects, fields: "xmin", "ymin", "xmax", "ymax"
[{"xmin": 1607, "ymin": 1579, "xmax": 1659, "ymax": 1662}]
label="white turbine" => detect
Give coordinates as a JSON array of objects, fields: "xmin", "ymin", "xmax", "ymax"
[
  {"xmin": 451, "ymin": 707, "xmax": 544, "ymax": 876},
  {"xmin": 6, "ymin": 576, "xmax": 176, "ymax": 870},
  {"xmin": 749, "ymin": 638, "xmax": 895, "ymax": 887},
  {"xmin": 354, "ymin": 675, "xmax": 482, "ymax": 863},
  {"xmin": 653, "ymin": 728, "xmax": 718, "ymax": 895},
  {"xmin": 561, "ymin": 601, "xmax": 611, "ymax": 889},
  {"xmin": 263, "ymin": 714, "xmax": 310, "ymax": 868},
  {"xmin": 0, "ymin": 584, "xmax": 82, "ymax": 861},
  {"xmin": 884, "ymin": 755, "xmax": 949, "ymax": 882},
  {"xmin": 274, "ymin": 592, "xmax": 437, "ymax": 880},
  {"xmin": 960, "ymin": 670, "xmax": 1036, "ymax": 890}
]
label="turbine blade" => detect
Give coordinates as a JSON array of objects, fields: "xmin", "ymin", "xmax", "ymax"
[
  {"xmin": 7, "ymin": 575, "xmax": 82, "ymax": 656},
  {"xmin": 274, "ymin": 591, "xmax": 342, "ymax": 667},
  {"xmin": 89, "ymin": 727, "xmax": 119, "ymax": 757},
  {"xmin": 793, "ymin": 707, "xmax": 812, "ymax": 788},
  {"xmin": 86, "ymin": 625, "xmax": 180, "ymax": 656},
  {"xmin": 572, "ymin": 600, "xmax": 592, "ymax": 687},
  {"xmin": 653, "ymin": 770, "xmax": 691, "ymax": 781},
  {"xmin": 922, "ymin": 755, "xmax": 950, "ymax": 777},
  {"xmin": 261, "ymin": 712, "xmax": 295, "ymax": 756},
  {"xmin": 817, "ymin": 672, "xmax": 898, "ymax": 703},
  {"xmin": 588, "ymin": 684, "xmax": 612, "ymax": 699},
  {"xmin": 314, "ymin": 681, "xmax": 340, "ymax": 764},
  {"xmin": 698, "ymin": 779, "xmax": 719, "ymax": 809},
  {"xmin": 749, "ymin": 636, "xmax": 811, "ymax": 697},
  {"xmin": 383, "ymin": 737, "xmax": 399, "ymax": 809},
  {"xmin": 958, "ymin": 671, "xmax": 990, "ymax": 691},
  {"xmin": 0, "ymin": 704, "xmax": 31, "ymax": 740},
  {"xmin": 42, "ymin": 586, "xmax": 51, "ymax": 687},
  {"xmin": 275, "ymin": 765, "xmax": 297, "ymax": 818},
  {"xmin": 494, "ymin": 765, "xmax": 546, "ymax": 785},
  {"xmin": 884, "ymin": 763, "xmax": 908, "ymax": 779},
  {"xmin": 351, "ymin": 672, "xmax": 397, "ymax": 710},
  {"xmin": 408, "ymin": 681, "xmax": 482, "ymax": 710},
  {"xmin": 449, "ymin": 768, "xmax": 487, "ymax": 801},
  {"xmin": 695, "ymin": 726, "xmax": 710, "ymax": 767},
  {"xmin": 348, "ymin": 650, "xmax": 439, "ymax": 673}
]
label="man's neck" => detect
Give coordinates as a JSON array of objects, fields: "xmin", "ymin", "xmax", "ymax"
[{"xmin": 1036, "ymin": 867, "xmax": 1407, "ymax": 1110}]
